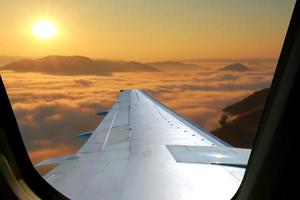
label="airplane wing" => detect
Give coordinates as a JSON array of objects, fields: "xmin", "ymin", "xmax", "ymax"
[{"xmin": 38, "ymin": 90, "xmax": 250, "ymax": 200}]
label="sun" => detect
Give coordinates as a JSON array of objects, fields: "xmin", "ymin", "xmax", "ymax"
[{"xmin": 32, "ymin": 19, "xmax": 57, "ymax": 39}]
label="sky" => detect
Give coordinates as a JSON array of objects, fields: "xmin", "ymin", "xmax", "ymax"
[{"xmin": 0, "ymin": 0, "xmax": 295, "ymax": 61}]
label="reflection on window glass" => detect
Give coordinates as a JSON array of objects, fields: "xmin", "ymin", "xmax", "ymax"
[{"xmin": 0, "ymin": 0, "xmax": 295, "ymax": 199}]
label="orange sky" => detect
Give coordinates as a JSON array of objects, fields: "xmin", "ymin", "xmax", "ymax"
[{"xmin": 0, "ymin": 0, "xmax": 295, "ymax": 61}]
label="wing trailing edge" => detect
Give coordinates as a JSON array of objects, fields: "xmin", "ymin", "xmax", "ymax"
[{"xmin": 167, "ymin": 145, "xmax": 251, "ymax": 168}]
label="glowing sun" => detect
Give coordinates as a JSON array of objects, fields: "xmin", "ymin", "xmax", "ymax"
[{"xmin": 32, "ymin": 19, "xmax": 57, "ymax": 39}]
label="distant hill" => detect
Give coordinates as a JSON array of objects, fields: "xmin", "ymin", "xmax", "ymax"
[
  {"xmin": 212, "ymin": 88, "xmax": 270, "ymax": 148},
  {"xmin": 147, "ymin": 61, "xmax": 199, "ymax": 71},
  {"xmin": 1, "ymin": 55, "xmax": 159, "ymax": 76},
  {"xmin": 220, "ymin": 63, "xmax": 249, "ymax": 72}
]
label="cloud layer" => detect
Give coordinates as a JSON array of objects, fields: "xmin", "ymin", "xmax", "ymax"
[{"xmin": 1, "ymin": 60, "xmax": 276, "ymax": 165}]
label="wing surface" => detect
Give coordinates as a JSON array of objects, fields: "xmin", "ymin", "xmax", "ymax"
[{"xmin": 41, "ymin": 90, "xmax": 250, "ymax": 200}]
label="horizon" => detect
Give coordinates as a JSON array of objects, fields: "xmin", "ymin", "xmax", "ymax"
[{"xmin": 0, "ymin": 54, "xmax": 279, "ymax": 65}]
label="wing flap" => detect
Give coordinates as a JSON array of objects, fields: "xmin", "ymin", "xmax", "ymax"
[{"xmin": 167, "ymin": 145, "xmax": 251, "ymax": 168}]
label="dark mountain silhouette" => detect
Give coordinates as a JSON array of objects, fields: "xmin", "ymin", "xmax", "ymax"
[
  {"xmin": 212, "ymin": 88, "xmax": 270, "ymax": 148},
  {"xmin": 1, "ymin": 55, "xmax": 159, "ymax": 76},
  {"xmin": 147, "ymin": 61, "xmax": 199, "ymax": 71},
  {"xmin": 223, "ymin": 88, "xmax": 270, "ymax": 115},
  {"xmin": 220, "ymin": 63, "xmax": 249, "ymax": 72}
]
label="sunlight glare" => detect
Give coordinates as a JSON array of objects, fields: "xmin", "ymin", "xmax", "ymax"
[{"xmin": 32, "ymin": 19, "xmax": 57, "ymax": 40}]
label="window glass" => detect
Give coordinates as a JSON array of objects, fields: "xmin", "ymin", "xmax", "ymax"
[{"xmin": 0, "ymin": 0, "xmax": 296, "ymax": 198}]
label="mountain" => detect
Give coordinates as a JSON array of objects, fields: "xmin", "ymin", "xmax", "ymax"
[
  {"xmin": 223, "ymin": 88, "xmax": 270, "ymax": 115},
  {"xmin": 147, "ymin": 61, "xmax": 199, "ymax": 71},
  {"xmin": 1, "ymin": 55, "xmax": 159, "ymax": 76},
  {"xmin": 220, "ymin": 63, "xmax": 249, "ymax": 72},
  {"xmin": 211, "ymin": 88, "xmax": 270, "ymax": 148}
]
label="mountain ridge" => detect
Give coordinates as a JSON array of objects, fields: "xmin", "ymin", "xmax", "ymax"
[
  {"xmin": 212, "ymin": 88, "xmax": 270, "ymax": 148},
  {"xmin": 220, "ymin": 63, "xmax": 250, "ymax": 72},
  {"xmin": 1, "ymin": 55, "xmax": 159, "ymax": 76}
]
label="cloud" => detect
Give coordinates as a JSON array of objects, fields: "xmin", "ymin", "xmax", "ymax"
[
  {"xmin": 29, "ymin": 143, "xmax": 76, "ymax": 164},
  {"xmin": 181, "ymin": 80, "xmax": 271, "ymax": 91},
  {"xmin": 146, "ymin": 61, "xmax": 200, "ymax": 71},
  {"xmin": 1, "ymin": 60, "xmax": 275, "ymax": 166},
  {"xmin": 74, "ymin": 80, "xmax": 94, "ymax": 87},
  {"xmin": 14, "ymin": 100, "xmax": 106, "ymax": 148}
]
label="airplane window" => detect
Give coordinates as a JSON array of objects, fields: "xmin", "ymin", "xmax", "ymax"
[{"xmin": 0, "ymin": 1, "xmax": 296, "ymax": 199}]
